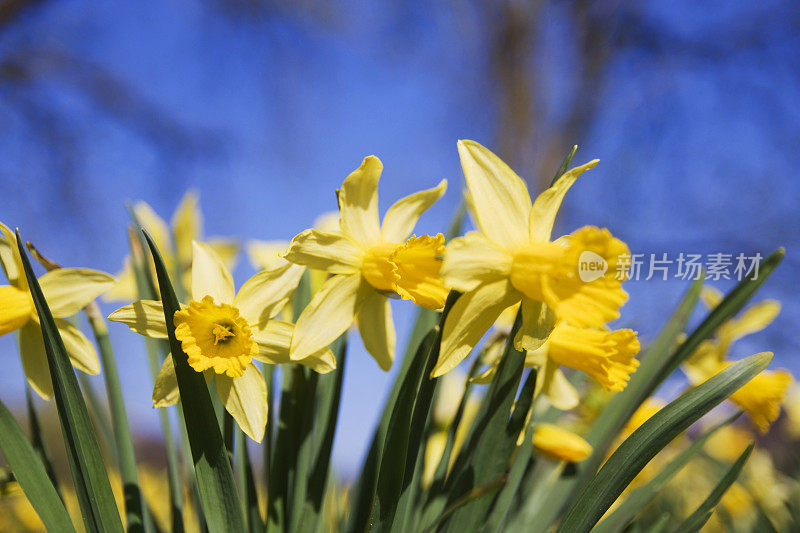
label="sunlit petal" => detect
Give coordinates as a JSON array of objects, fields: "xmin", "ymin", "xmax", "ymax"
[
  {"xmin": 217, "ymin": 364, "xmax": 268, "ymax": 442},
  {"xmin": 338, "ymin": 155, "xmax": 383, "ymax": 244},
  {"xmin": 529, "ymin": 160, "xmax": 598, "ymax": 242},
  {"xmin": 191, "ymin": 241, "xmax": 235, "ymax": 304},
  {"xmin": 381, "ymin": 179, "xmax": 448, "ymax": 243},
  {"xmin": 108, "ymin": 300, "xmax": 168, "ymax": 339},
  {"xmin": 357, "ymin": 290, "xmax": 395, "ymax": 371},
  {"xmin": 39, "ymin": 268, "xmax": 115, "ymax": 318},
  {"xmin": 283, "ymin": 229, "xmax": 362, "ymax": 274}
]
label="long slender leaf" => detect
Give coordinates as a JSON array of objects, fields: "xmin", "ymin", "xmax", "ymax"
[
  {"xmin": 672, "ymin": 443, "xmax": 753, "ymax": 533},
  {"xmin": 550, "ymin": 145, "xmax": 578, "ymax": 186},
  {"xmin": 439, "ymin": 311, "xmax": 526, "ymax": 532},
  {"xmin": 0, "ymin": 398, "xmax": 75, "ymax": 532},
  {"xmin": 24, "ymin": 386, "xmax": 60, "ymax": 497},
  {"xmin": 557, "ymin": 352, "xmax": 771, "ymax": 532},
  {"xmin": 302, "ymin": 336, "xmax": 348, "ymax": 532},
  {"xmin": 16, "ymin": 229, "xmax": 124, "ymax": 533},
  {"xmin": 128, "ymin": 225, "xmax": 185, "ymax": 533},
  {"xmin": 142, "ymin": 229, "xmax": 245, "ymax": 533},
  {"xmin": 592, "ymin": 412, "xmax": 742, "ymax": 533}
]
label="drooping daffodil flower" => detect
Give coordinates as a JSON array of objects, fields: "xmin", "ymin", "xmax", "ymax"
[
  {"xmin": 683, "ymin": 286, "xmax": 791, "ymax": 433},
  {"xmin": 435, "ymin": 140, "xmax": 638, "ymax": 400},
  {"xmin": 109, "ymin": 242, "xmax": 335, "ymax": 441},
  {"xmin": 0, "ymin": 223, "xmax": 114, "ymax": 398},
  {"xmin": 532, "ymin": 423, "xmax": 593, "ymax": 463},
  {"xmin": 106, "ymin": 190, "xmax": 239, "ymax": 301},
  {"xmin": 283, "ymin": 156, "xmax": 448, "ymax": 371}
]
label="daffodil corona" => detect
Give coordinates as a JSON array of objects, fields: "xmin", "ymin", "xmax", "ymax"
[
  {"xmin": 109, "ymin": 241, "xmax": 335, "ymax": 441},
  {"xmin": 284, "ymin": 156, "xmax": 447, "ymax": 370},
  {"xmin": 0, "ymin": 222, "xmax": 114, "ymax": 399},
  {"xmin": 434, "ymin": 140, "xmax": 639, "ymax": 401}
]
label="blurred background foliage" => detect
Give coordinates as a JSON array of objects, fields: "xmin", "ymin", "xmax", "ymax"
[{"xmin": 0, "ymin": 0, "xmax": 797, "ymax": 481}]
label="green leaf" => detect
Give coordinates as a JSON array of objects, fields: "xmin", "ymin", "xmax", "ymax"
[
  {"xmin": 86, "ymin": 303, "xmax": 151, "ymax": 533},
  {"xmin": 347, "ymin": 307, "xmax": 439, "ymax": 533},
  {"xmin": 142, "ymin": 229, "xmax": 245, "ymax": 533},
  {"xmin": 127, "ymin": 226, "xmax": 185, "ymax": 532},
  {"xmin": 592, "ymin": 412, "xmax": 742, "ymax": 533},
  {"xmin": 440, "ymin": 311, "xmax": 526, "ymax": 531},
  {"xmin": 16, "ymin": 229, "xmax": 124, "ymax": 533},
  {"xmin": 482, "ymin": 369, "xmax": 539, "ymax": 532},
  {"xmin": 368, "ymin": 327, "xmax": 440, "ymax": 531},
  {"xmin": 236, "ymin": 430, "xmax": 263, "ymax": 533},
  {"xmin": 0, "ymin": 397, "xmax": 75, "ymax": 532},
  {"xmin": 301, "ymin": 335, "xmax": 348, "ymax": 532},
  {"xmin": 557, "ymin": 352, "xmax": 771, "ymax": 532},
  {"xmin": 24, "ymin": 386, "xmax": 60, "ymax": 497},
  {"xmin": 674, "ymin": 443, "xmax": 753, "ymax": 532}
]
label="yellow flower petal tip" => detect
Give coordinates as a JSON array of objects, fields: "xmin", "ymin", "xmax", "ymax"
[
  {"xmin": 173, "ymin": 295, "xmax": 258, "ymax": 377},
  {"xmin": 532, "ymin": 423, "xmax": 593, "ymax": 463}
]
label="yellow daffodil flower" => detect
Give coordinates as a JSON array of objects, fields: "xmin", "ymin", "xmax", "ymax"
[
  {"xmin": 532, "ymin": 423, "xmax": 593, "ymax": 463},
  {"xmin": 434, "ymin": 140, "xmax": 633, "ymax": 388},
  {"xmin": 683, "ymin": 286, "xmax": 792, "ymax": 433},
  {"xmin": 106, "ymin": 190, "xmax": 239, "ymax": 301},
  {"xmin": 0, "ymin": 222, "xmax": 114, "ymax": 399},
  {"xmin": 473, "ymin": 318, "xmax": 640, "ymax": 409},
  {"xmin": 283, "ymin": 156, "xmax": 447, "ymax": 370},
  {"xmin": 109, "ymin": 242, "xmax": 335, "ymax": 441}
]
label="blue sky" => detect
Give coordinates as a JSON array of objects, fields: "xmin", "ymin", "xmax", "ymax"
[{"xmin": 0, "ymin": 0, "xmax": 797, "ymax": 476}]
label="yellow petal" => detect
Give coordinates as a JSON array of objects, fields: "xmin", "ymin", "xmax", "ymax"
[
  {"xmin": 246, "ymin": 240, "xmax": 290, "ymax": 271},
  {"xmin": 0, "ymin": 285, "xmax": 32, "ymax": 336},
  {"xmin": 283, "ymin": 229, "xmax": 363, "ymax": 273},
  {"xmin": 191, "ymin": 241, "xmax": 235, "ymax": 304},
  {"xmin": 290, "ymin": 274, "xmax": 364, "ymax": 361},
  {"xmin": 338, "ymin": 155, "xmax": 383, "ymax": 245},
  {"xmin": 103, "ymin": 260, "xmax": 138, "ymax": 302},
  {"xmin": 39, "ymin": 268, "xmax": 115, "ymax": 318},
  {"xmin": 252, "ymin": 320, "xmax": 336, "ymax": 374},
  {"xmin": 313, "ymin": 211, "xmax": 342, "ymax": 233},
  {"xmin": 700, "ymin": 286, "xmax": 724, "ymax": 309},
  {"xmin": 0, "ymin": 222, "xmax": 25, "ymax": 290},
  {"xmin": 108, "ymin": 300, "xmax": 168, "ymax": 339},
  {"xmin": 529, "ymin": 160, "xmax": 599, "ymax": 242},
  {"xmin": 18, "ymin": 322, "xmax": 53, "ymax": 399},
  {"xmin": 513, "ymin": 298, "xmax": 555, "ymax": 352},
  {"xmin": 133, "ymin": 201, "xmax": 172, "ymax": 255},
  {"xmin": 381, "ymin": 179, "xmax": 448, "ymax": 243},
  {"xmin": 234, "ymin": 263, "xmax": 305, "ymax": 327},
  {"xmin": 441, "ymin": 232, "xmax": 512, "ymax": 292},
  {"xmin": 153, "ymin": 354, "xmax": 180, "ymax": 407},
  {"xmin": 532, "ymin": 423, "xmax": 593, "ymax": 462},
  {"xmin": 433, "ymin": 279, "xmax": 520, "ymax": 377},
  {"xmin": 56, "ymin": 318, "xmax": 100, "ymax": 375},
  {"xmin": 728, "ymin": 360, "xmax": 791, "ymax": 434},
  {"xmin": 171, "ymin": 190, "xmax": 202, "ymax": 269},
  {"xmin": 719, "ymin": 300, "xmax": 781, "ymax": 349},
  {"xmin": 356, "ymin": 290, "xmax": 395, "ymax": 371},
  {"xmin": 206, "ymin": 238, "xmax": 239, "ymax": 270},
  {"xmin": 456, "ymin": 140, "xmax": 531, "ymax": 249},
  {"xmin": 217, "ymin": 363, "xmax": 267, "ymax": 442},
  {"xmin": 541, "ymin": 361, "xmax": 579, "ymax": 410},
  {"xmin": 683, "ymin": 339, "xmax": 725, "ymax": 385}
]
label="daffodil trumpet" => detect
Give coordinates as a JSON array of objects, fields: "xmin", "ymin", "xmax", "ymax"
[{"xmin": 109, "ymin": 241, "xmax": 335, "ymax": 442}]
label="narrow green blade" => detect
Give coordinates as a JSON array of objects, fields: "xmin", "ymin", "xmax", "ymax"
[
  {"xmin": 440, "ymin": 311, "xmax": 526, "ymax": 531},
  {"xmin": 0, "ymin": 398, "xmax": 75, "ymax": 532},
  {"xmin": 592, "ymin": 412, "xmax": 741, "ymax": 533},
  {"xmin": 550, "ymin": 145, "xmax": 578, "ymax": 186},
  {"xmin": 142, "ymin": 229, "xmax": 245, "ymax": 533},
  {"xmin": 674, "ymin": 443, "xmax": 753, "ymax": 532},
  {"xmin": 16, "ymin": 229, "xmax": 123, "ymax": 533},
  {"xmin": 557, "ymin": 352, "xmax": 771, "ymax": 532},
  {"xmin": 24, "ymin": 386, "xmax": 60, "ymax": 496}
]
